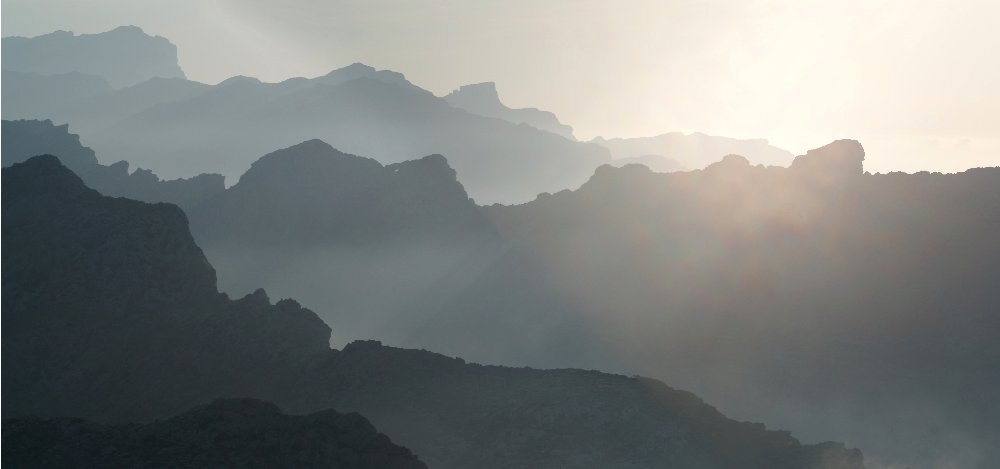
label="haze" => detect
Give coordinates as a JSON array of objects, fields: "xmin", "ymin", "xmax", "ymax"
[{"xmin": 4, "ymin": 0, "xmax": 998, "ymax": 171}]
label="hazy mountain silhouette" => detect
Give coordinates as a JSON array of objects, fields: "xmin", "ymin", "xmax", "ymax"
[
  {"xmin": 3, "ymin": 398, "xmax": 427, "ymax": 469},
  {"xmin": 313, "ymin": 62, "xmax": 425, "ymax": 92},
  {"xmin": 2, "ymin": 119, "xmax": 223, "ymax": 210},
  {"xmin": 461, "ymin": 140, "xmax": 1000, "ymax": 468},
  {"xmin": 81, "ymin": 66, "xmax": 607, "ymax": 203},
  {"xmin": 444, "ymin": 82, "xmax": 575, "ymax": 139},
  {"xmin": 183, "ymin": 138, "xmax": 998, "ymax": 468},
  {"xmin": 1, "ymin": 26, "xmax": 185, "ymax": 88},
  {"xmin": 185, "ymin": 139, "xmax": 500, "ymax": 345},
  {"xmin": 592, "ymin": 132, "xmax": 795, "ymax": 169},
  {"xmin": 2, "ymin": 29, "xmax": 609, "ymax": 204},
  {"xmin": 2, "ymin": 155, "xmax": 864, "ymax": 469}
]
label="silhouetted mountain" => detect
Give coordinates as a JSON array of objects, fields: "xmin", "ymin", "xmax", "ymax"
[
  {"xmin": 2, "ymin": 155, "xmax": 864, "ymax": 469},
  {"xmin": 314, "ymin": 62, "xmax": 425, "ymax": 92},
  {"xmin": 2, "ymin": 119, "xmax": 223, "ymax": 210},
  {"xmin": 2, "ymin": 27, "xmax": 608, "ymax": 203},
  {"xmin": 444, "ymin": 82, "xmax": 575, "ymax": 139},
  {"xmin": 3, "ymin": 398, "xmax": 427, "ymax": 469},
  {"xmin": 190, "ymin": 139, "xmax": 490, "ymax": 246},
  {"xmin": 186, "ymin": 140, "xmax": 499, "ymax": 345},
  {"xmin": 79, "ymin": 70, "xmax": 607, "ymax": 203},
  {"xmin": 2, "ymin": 26, "xmax": 185, "ymax": 88},
  {"xmin": 456, "ymin": 140, "xmax": 998, "ymax": 468},
  {"xmin": 592, "ymin": 131, "xmax": 794, "ymax": 168}
]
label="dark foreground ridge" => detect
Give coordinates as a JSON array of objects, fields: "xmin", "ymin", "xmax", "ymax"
[
  {"xmin": 3, "ymin": 398, "xmax": 426, "ymax": 469},
  {"xmin": 2, "ymin": 155, "xmax": 864, "ymax": 469}
]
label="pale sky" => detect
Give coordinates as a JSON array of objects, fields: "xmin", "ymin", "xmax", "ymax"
[{"xmin": 3, "ymin": 0, "xmax": 999, "ymax": 173}]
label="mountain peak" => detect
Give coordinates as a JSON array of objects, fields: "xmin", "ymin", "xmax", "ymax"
[
  {"xmin": 451, "ymin": 82, "xmax": 501, "ymax": 102},
  {"xmin": 790, "ymin": 139, "xmax": 865, "ymax": 181},
  {"xmin": 444, "ymin": 81, "xmax": 575, "ymax": 139},
  {"xmin": 315, "ymin": 62, "xmax": 418, "ymax": 91}
]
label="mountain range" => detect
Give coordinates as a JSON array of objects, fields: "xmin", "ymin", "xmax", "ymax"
[
  {"xmin": 1, "ymin": 154, "xmax": 865, "ymax": 468},
  {"xmin": 4, "ymin": 23, "xmax": 998, "ymax": 469},
  {"xmin": 2, "ymin": 26, "xmax": 804, "ymax": 203}
]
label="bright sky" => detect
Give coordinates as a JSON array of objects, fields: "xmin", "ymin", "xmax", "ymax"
[{"xmin": 3, "ymin": 0, "xmax": 998, "ymax": 173}]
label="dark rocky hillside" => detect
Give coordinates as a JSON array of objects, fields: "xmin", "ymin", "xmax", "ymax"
[
  {"xmin": 1, "ymin": 155, "xmax": 864, "ymax": 469},
  {"xmin": 2, "ymin": 398, "xmax": 426, "ymax": 469}
]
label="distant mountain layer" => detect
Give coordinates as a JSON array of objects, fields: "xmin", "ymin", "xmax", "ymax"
[
  {"xmin": 3, "ymin": 398, "xmax": 427, "ymax": 469},
  {"xmin": 1, "ymin": 119, "xmax": 223, "ymax": 211},
  {"xmin": 592, "ymin": 132, "xmax": 795, "ymax": 169},
  {"xmin": 2, "ymin": 26, "xmax": 185, "ymax": 88},
  {"xmin": 444, "ymin": 82, "xmax": 575, "ymax": 139},
  {"xmin": 1, "ymin": 58, "xmax": 607, "ymax": 204},
  {"xmin": 2, "ymin": 155, "xmax": 863, "ymax": 469},
  {"xmin": 609, "ymin": 153, "xmax": 687, "ymax": 173}
]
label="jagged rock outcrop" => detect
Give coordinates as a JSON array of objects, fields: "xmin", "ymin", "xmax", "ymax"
[
  {"xmin": 3, "ymin": 398, "xmax": 427, "ymax": 469},
  {"xmin": 2, "ymin": 155, "xmax": 865, "ymax": 469},
  {"xmin": 2, "ymin": 119, "xmax": 224, "ymax": 210},
  {"xmin": 444, "ymin": 82, "xmax": 575, "ymax": 139},
  {"xmin": 2, "ymin": 26, "xmax": 185, "ymax": 88}
]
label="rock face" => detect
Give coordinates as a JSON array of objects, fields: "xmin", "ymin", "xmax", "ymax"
[
  {"xmin": 1, "ymin": 119, "xmax": 224, "ymax": 211},
  {"xmin": 2, "ymin": 26, "xmax": 185, "ymax": 88},
  {"xmin": 2, "ymin": 155, "xmax": 865, "ymax": 469},
  {"xmin": 444, "ymin": 82, "xmax": 576, "ymax": 139},
  {"xmin": 2, "ymin": 398, "xmax": 427, "ymax": 469}
]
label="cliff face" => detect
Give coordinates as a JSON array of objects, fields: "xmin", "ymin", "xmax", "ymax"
[
  {"xmin": 1, "ymin": 155, "xmax": 864, "ymax": 469},
  {"xmin": 2, "ymin": 26, "xmax": 185, "ymax": 88},
  {"xmin": 3, "ymin": 398, "xmax": 427, "ymax": 469}
]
